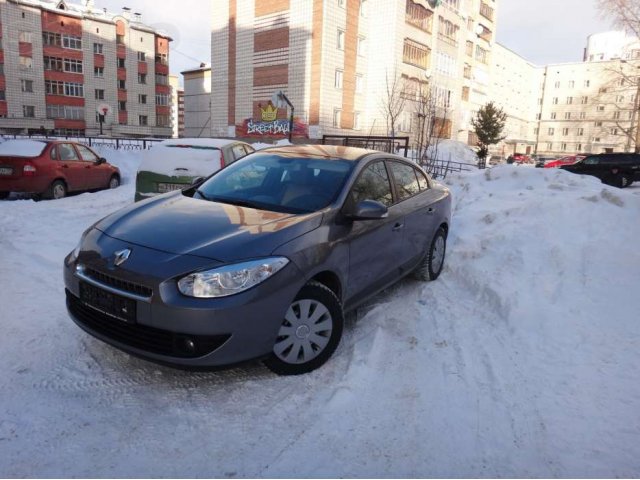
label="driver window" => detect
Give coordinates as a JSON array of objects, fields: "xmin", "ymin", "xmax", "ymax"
[
  {"xmin": 59, "ymin": 144, "xmax": 80, "ymax": 161},
  {"xmin": 584, "ymin": 156, "xmax": 599, "ymax": 165},
  {"xmin": 76, "ymin": 145, "xmax": 98, "ymax": 162},
  {"xmin": 350, "ymin": 161, "xmax": 393, "ymax": 207}
]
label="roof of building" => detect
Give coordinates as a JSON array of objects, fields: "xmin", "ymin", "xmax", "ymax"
[
  {"xmin": 182, "ymin": 65, "xmax": 212, "ymax": 75},
  {"xmin": 11, "ymin": 0, "xmax": 171, "ymax": 38}
]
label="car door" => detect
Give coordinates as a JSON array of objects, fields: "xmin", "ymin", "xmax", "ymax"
[
  {"xmin": 75, "ymin": 144, "xmax": 106, "ymax": 189},
  {"xmin": 386, "ymin": 160, "xmax": 439, "ymax": 267},
  {"xmin": 344, "ymin": 160, "xmax": 405, "ymax": 304},
  {"xmin": 57, "ymin": 143, "xmax": 86, "ymax": 191}
]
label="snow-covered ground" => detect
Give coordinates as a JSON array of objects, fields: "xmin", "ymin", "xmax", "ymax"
[{"xmin": 1, "ymin": 149, "xmax": 639, "ymax": 477}]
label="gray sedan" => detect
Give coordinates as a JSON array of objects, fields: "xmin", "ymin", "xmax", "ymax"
[{"xmin": 64, "ymin": 145, "xmax": 452, "ymax": 375}]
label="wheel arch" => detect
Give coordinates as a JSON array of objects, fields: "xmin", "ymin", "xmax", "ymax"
[{"xmin": 308, "ymin": 270, "xmax": 343, "ymax": 303}]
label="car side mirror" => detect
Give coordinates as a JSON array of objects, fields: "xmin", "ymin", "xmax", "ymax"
[
  {"xmin": 95, "ymin": 157, "xmax": 106, "ymax": 165},
  {"xmin": 346, "ymin": 200, "xmax": 389, "ymax": 220}
]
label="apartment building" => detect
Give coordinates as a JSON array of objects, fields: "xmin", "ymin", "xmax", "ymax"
[
  {"xmin": 210, "ymin": 0, "xmax": 497, "ymax": 143},
  {"xmin": 168, "ymin": 74, "xmax": 184, "ymax": 137},
  {"xmin": 0, "ymin": 0, "xmax": 173, "ymax": 137},
  {"xmin": 182, "ymin": 64, "xmax": 211, "ymax": 137}
]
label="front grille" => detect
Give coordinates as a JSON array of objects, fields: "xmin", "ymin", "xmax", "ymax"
[
  {"xmin": 67, "ymin": 290, "xmax": 230, "ymax": 359},
  {"xmin": 84, "ymin": 267, "xmax": 153, "ymax": 298}
]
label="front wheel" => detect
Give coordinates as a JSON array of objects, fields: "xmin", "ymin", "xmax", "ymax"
[
  {"xmin": 264, "ymin": 281, "xmax": 343, "ymax": 375},
  {"xmin": 619, "ymin": 174, "xmax": 632, "ymax": 189},
  {"xmin": 413, "ymin": 227, "xmax": 447, "ymax": 281},
  {"xmin": 47, "ymin": 180, "xmax": 67, "ymax": 200},
  {"xmin": 108, "ymin": 175, "xmax": 120, "ymax": 190}
]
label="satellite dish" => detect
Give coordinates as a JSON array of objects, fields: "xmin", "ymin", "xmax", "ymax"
[
  {"xmin": 96, "ymin": 103, "xmax": 112, "ymax": 116},
  {"xmin": 271, "ymin": 91, "xmax": 287, "ymax": 109}
]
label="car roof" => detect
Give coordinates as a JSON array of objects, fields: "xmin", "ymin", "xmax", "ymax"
[
  {"xmin": 256, "ymin": 144, "xmax": 388, "ymax": 161},
  {"xmin": 157, "ymin": 138, "xmax": 246, "ymax": 148}
]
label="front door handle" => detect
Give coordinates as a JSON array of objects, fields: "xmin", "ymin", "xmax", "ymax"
[
  {"xmin": 426, "ymin": 207, "xmax": 435, "ymax": 215},
  {"xmin": 61, "ymin": 164, "xmax": 69, "ymax": 169},
  {"xmin": 392, "ymin": 222, "xmax": 404, "ymax": 232}
]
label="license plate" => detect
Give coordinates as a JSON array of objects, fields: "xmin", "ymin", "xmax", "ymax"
[
  {"xmin": 79, "ymin": 282, "xmax": 137, "ymax": 323},
  {"xmin": 157, "ymin": 182, "xmax": 185, "ymax": 193},
  {"xmin": 0, "ymin": 167, "xmax": 13, "ymax": 176}
]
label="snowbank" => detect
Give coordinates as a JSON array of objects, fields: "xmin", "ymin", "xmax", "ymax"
[
  {"xmin": 0, "ymin": 139, "xmax": 48, "ymax": 157},
  {"xmin": 427, "ymin": 139, "xmax": 478, "ymax": 165},
  {"xmin": 137, "ymin": 144, "xmax": 222, "ymax": 177},
  {"xmin": 1, "ymin": 153, "xmax": 639, "ymax": 477}
]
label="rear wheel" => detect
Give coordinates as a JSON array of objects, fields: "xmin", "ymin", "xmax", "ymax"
[
  {"xmin": 264, "ymin": 281, "xmax": 343, "ymax": 375},
  {"xmin": 108, "ymin": 175, "xmax": 120, "ymax": 190},
  {"xmin": 620, "ymin": 174, "xmax": 632, "ymax": 189},
  {"xmin": 46, "ymin": 180, "xmax": 67, "ymax": 200},
  {"xmin": 0, "ymin": 192, "xmax": 9, "ymax": 200},
  {"xmin": 413, "ymin": 227, "xmax": 447, "ymax": 281}
]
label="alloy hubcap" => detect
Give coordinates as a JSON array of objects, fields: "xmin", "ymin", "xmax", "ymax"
[
  {"xmin": 53, "ymin": 185, "xmax": 65, "ymax": 199},
  {"xmin": 432, "ymin": 236, "xmax": 445, "ymax": 272},
  {"xmin": 274, "ymin": 299, "xmax": 333, "ymax": 364},
  {"xmin": 110, "ymin": 178, "xmax": 118, "ymax": 188}
]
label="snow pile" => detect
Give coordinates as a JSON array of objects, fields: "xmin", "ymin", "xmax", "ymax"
[
  {"xmin": 0, "ymin": 154, "xmax": 639, "ymax": 477},
  {"xmin": 0, "ymin": 139, "xmax": 48, "ymax": 157},
  {"xmin": 427, "ymin": 139, "xmax": 478, "ymax": 165},
  {"xmin": 92, "ymin": 146, "xmax": 141, "ymax": 185},
  {"xmin": 137, "ymin": 144, "xmax": 222, "ymax": 177},
  {"xmin": 252, "ymin": 139, "xmax": 293, "ymax": 151}
]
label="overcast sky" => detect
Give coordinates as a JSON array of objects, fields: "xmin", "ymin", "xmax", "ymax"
[{"xmin": 97, "ymin": 0, "xmax": 615, "ymax": 78}]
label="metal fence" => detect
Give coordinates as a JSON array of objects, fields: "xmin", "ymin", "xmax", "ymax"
[
  {"xmin": 0, "ymin": 134, "xmax": 163, "ymax": 151},
  {"xmin": 321, "ymin": 135, "xmax": 410, "ymax": 157}
]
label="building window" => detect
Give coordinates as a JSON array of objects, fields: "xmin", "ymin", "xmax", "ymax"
[
  {"xmin": 554, "ymin": 81, "xmax": 561, "ymax": 88},
  {"xmin": 595, "ymin": 121, "xmax": 603, "ymax": 127},
  {"xmin": 405, "ymin": 0, "xmax": 434, "ymax": 33},
  {"xmin": 155, "ymin": 53, "xmax": 168, "ymax": 65},
  {"xmin": 353, "ymin": 111, "xmax": 361, "ymax": 130},
  {"xmin": 137, "ymin": 51, "xmax": 146, "ymax": 62},
  {"xmin": 19, "ymin": 31, "xmax": 33, "ymax": 43},
  {"xmin": 19, "ymin": 56, "xmax": 33, "ymax": 70},
  {"xmin": 568, "ymin": 80, "xmax": 575, "ymax": 88},
  {"xmin": 438, "ymin": 16, "xmax": 459, "ymax": 46},
  {"xmin": 612, "ymin": 128, "xmax": 618, "ymax": 135},
  {"xmin": 46, "ymin": 105, "xmax": 84, "ymax": 120},
  {"xmin": 64, "ymin": 58, "xmax": 83, "ymax": 73},
  {"xmin": 465, "ymin": 40, "xmax": 473, "ymax": 57},
  {"xmin": 597, "ymin": 105, "xmax": 605, "ymax": 112},
  {"xmin": 613, "ymin": 111, "xmax": 621, "ymax": 120},
  {"xmin": 551, "ymin": 112, "xmax": 557, "ymax": 120},
  {"xmin": 562, "ymin": 128, "xmax": 569, "ymax": 136},
  {"xmin": 552, "ymin": 97, "xmax": 558, "ymax": 105},
  {"xmin": 566, "ymin": 96, "xmax": 573, "ymax": 105},
  {"xmin": 95, "ymin": 89, "xmax": 105, "ymax": 100},
  {"xmin": 43, "ymin": 32, "xmax": 62, "ymax": 46},
  {"xmin": 138, "ymin": 73, "xmax": 147, "ymax": 84},
  {"xmin": 117, "ymin": 34, "xmax": 125, "ymax": 45},
  {"xmin": 0, "ymin": 90, "xmax": 5, "ymax": 101},
  {"xmin": 534, "ymin": 128, "xmax": 539, "ymax": 135},
  {"xmin": 355, "ymin": 74, "xmax": 364, "ymax": 94},
  {"xmin": 578, "ymin": 128, "xmax": 584, "ymax": 136},
  {"xmin": 117, "ymin": 58, "xmax": 126, "ymax": 68},
  {"xmin": 584, "ymin": 80, "xmax": 590, "ymax": 87},
  {"xmin": 62, "ymin": 34, "xmax": 82, "ymax": 50},
  {"xmin": 138, "ymin": 94, "xmax": 147, "ymax": 104},
  {"xmin": 599, "ymin": 87, "xmax": 607, "ymax": 94},
  {"xmin": 357, "ymin": 36, "xmax": 366, "ymax": 56},
  {"xmin": 561, "ymin": 143, "xmax": 567, "ymax": 151},
  {"xmin": 156, "ymin": 114, "xmax": 170, "ymax": 127},
  {"xmin": 337, "ymin": 29, "xmax": 345, "ymax": 50},
  {"xmin": 44, "ymin": 56, "xmax": 63, "ymax": 71},
  {"xmin": 118, "ymin": 101, "xmax": 127, "ymax": 111},
  {"xmin": 93, "ymin": 43, "xmax": 103, "ymax": 54},
  {"xmin": 64, "ymin": 83, "xmax": 84, "ymax": 97},
  {"xmin": 94, "ymin": 67, "xmax": 104, "ymax": 78},
  {"xmin": 536, "ymin": 113, "xmax": 541, "ymax": 120},
  {"xmin": 616, "ymin": 95, "xmax": 624, "ymax": 103},
  {"xmin": 45, "ymin": 80, "xmax": 65, "ymax": 95},
  {"xmin": 23, "ymin": 106, "xmax": 35, "ymax": 118},
  {"xmin": 565, "ymin": 112, "xmax": 571, "ymax": 120},
  {"xmin": 548, "ymin": 128, "xmax": 555, "ymax": 135},
  {"xmin": 334, "ymin": 69, "xmax": 343, "ymax": 89},
  {"xmin": 577, "ymin": 143, "xmax": 582, "ymax": 151},
  {"xmin": 547, "ymin": 142, "xmax": 553, "ymax": 150},
  {"xmin": 155, "ymin": 73, "xmax": 168, "ymax": 85},
  {"xmin": 139, "ymin": 115, "xmax": 148, "ymax": 126},
  {"xmin": 581, "ymin": 96, "xmax": 588, "ymax": 104},
  {"xmin": 156, "ymin": 94, "xmax": 169, "ymax": 106},
  {"xmin": 338, "ymin": 0, "xmax": 344, "ymax": 7},
  {"xmin": 403, "ymin": 38, "xmax": 430, "ymax": 69},
  {"xmin": 579, "ymin": 112, "xmax": 586, "ymax": 119},
  {"xmin": 464, "ymin": 64, "xmax": 472, "ymax": 79},
  {"xmin": 21, "ymin": 79, "xmax": 34, "ymax": 93},
  {"xmin": 333, "ymin": 108, "xmax": 342, "ymax": 128},
  {"xmin": 118, "ymin": 80, "xmax": 126, "ymax": 90},
  {"xmin": 475, "ymin": 45, "xmax": 488, "ymax": 64},
  {"xmin": 462, "ymin": 86, "xmax": 470, "ymax": 101}
]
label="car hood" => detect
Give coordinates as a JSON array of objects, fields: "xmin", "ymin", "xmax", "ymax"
[{"xmin": 95, "ymin": 192, "xmax": 323, "ymax": 262}]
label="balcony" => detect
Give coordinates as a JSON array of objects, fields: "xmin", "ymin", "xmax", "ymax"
[{"xmin": 480, "ymin": 1, "xmax": 494, "ymax": 22}]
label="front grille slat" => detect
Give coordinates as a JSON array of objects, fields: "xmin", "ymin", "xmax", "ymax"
[
  {"xmin": 84, "ymin": 268, "xmax": 153, "ymax": 298},
  {"xmin": 67, "ymin": 290, "xmax": 230, "ymax": 359}
]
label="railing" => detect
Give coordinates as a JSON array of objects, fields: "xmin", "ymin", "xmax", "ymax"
[
  {"xmin": 321, "ymin": 135, "xmax": 410, "ymax": 157},
  {"xmin": 0, "ymin": 133, "xmax": 163, "ymax": 150},
  {"xmin": 480, "ymin": 2, "xmax": 494, "ymax": 22},
  {"xmin": 422, "ymin": 158, "xmax": 473, "ymax": 180}
]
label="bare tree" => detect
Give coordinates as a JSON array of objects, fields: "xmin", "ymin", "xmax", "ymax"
[
  {"xmin": 600, "ymin": 0, "xmax": 640, "ymax": 38},
  {"xmin": 379, "ymin": 73, "xmax": 406, "ymax": 139},
  {"xmin": 414, "ymin": 83, "xmax": 438, "ymax": 165}
]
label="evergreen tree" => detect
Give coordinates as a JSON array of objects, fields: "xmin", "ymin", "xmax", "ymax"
[{"xmin": 472, "ymin": 102, "xmax": 507, "ymax": 168}]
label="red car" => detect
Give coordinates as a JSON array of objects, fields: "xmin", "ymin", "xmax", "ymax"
[
  {"xmin": 0, "ymin": 139, "xmax": 120, "ymax": 200},
  {"xmin": 544, "ymin": 155, "xmax": 586, "ymax": 169}
]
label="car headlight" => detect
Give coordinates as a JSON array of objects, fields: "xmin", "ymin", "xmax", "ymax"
[
  {"xmin": 70, "ymin": 227, "xmax": 93, "ymax": 259},
  {"xmin": 177, "ymin": 257, "xmax": 289, "ymax": 298}
]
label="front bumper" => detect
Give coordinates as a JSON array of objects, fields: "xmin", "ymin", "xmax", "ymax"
[{"xmin": 63, "ymin": 230, "xmax": 305, "ymax": 368}]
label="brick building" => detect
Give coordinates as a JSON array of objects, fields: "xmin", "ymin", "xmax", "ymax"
[
  {"xmin": 210, "ymin": 0, "xmax": 497, "ymax": 143},
  {"xmin": 0, "ymin": 0, "xmax": 173, "ymax": 137}
]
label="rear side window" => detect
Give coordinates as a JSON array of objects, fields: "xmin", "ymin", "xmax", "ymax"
[
  {"xmin": 583, "ymin": 156, "xmax": 600, "ymax": 165},
  {"xmin": 50, "ymin": 146, "xmax": 58, "ymax": 160},
  {"xmin": 388, "ymin": 161, "xmax": 420, "ymax": 201},
  {"xmin": 416, "ymin": 169, "xmax": 429, "ymax": 191},
  {"xmin": 350, "ymin": 161, "xmax": 393, "ymax": 207}
]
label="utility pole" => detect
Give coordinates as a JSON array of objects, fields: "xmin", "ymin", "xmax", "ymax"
[{"xmin": 277, "ymin": 92, "xmax": 295, "ymax": 143}]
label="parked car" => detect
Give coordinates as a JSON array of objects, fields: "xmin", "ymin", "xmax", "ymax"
[
  {"xmin": 560, "ymin": 152, "xmax": 640, "ymax": 188},
  {"xmin": 134, "ymin": 138, "xmax": 255, "ymax": 202},
  {"xmin": 533, "ymin": 155, "xmax": 558, "ymax": 168},
  {"xmin": 64, "ymin": 145, "xmax": 452, "ymax": 375},
  {"xmin": 513, "ymin": 153, "xmax": 533, "ymax": 165},
  {"xmin": 489, "ymin": 155, "xmax": 504, "ymax": 166},
  {"xmin": 0, "ymin": 139, "xmax": 120, "ymax": 200},
  {"xmin": 544, "ymin": 155, "xmax": 585, "ymax": 169}
]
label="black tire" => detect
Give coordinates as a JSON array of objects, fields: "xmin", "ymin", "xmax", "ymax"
[
  {"xmin": 620, "ymin": 174, "xmax": 632, "ymax": 189},
  {"xmin": 108, "ymin": 175, "xmax": 120, "ymax": 190},
  {"xmin": 413, "ymin": 227, "xmax": 447, "ymax": 282},
  {"xmin": 0, "ymin": 192, "xmax": 9, "ymax": 200},
  {"xmin": 264, "ymin": 281, "xmax": 344, "ymax": 375},
  {"xmin": 46, "ymin": 180, "xmax": 67, "ymax": 200}
]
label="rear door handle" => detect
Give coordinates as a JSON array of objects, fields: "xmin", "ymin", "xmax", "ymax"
[{"xmin": 392, "ymin": 222, "xmax": 404, "ymax": 232}]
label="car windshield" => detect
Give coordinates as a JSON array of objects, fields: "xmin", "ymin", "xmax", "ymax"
[{"xmin": 194, "ymin": 152, "xmax": 355, "ymax": 214}]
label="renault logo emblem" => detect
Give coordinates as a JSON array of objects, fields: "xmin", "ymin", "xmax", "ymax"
[{"xmin": 114, "ymin": 249, "xmax": 131, "ymax": 267}]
